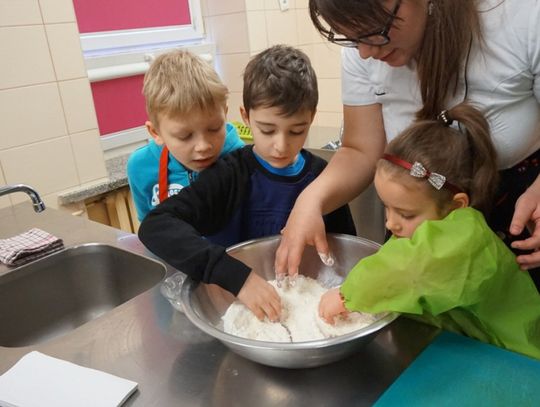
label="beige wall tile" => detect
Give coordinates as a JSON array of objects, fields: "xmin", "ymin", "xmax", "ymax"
[
  {"xmin": 265, "ymin": 0, "xmax": 297, "ymax": 10},
  {"xmin": 265, "ymin": 10, "xmax": 298, "ymax": 46},
  {"xmin": 45, "ymin": 23, "xmax": 86, "ymax": 80},
  {"xmin": 39, "ymin": 0, "xmax": 76, "ymax": 24},
  {"xmin": 0, "ymin": 170, "xmax": 10, "ymax": 209},
  {"xmin": 245, "ymin": 0, "xmax": 265, "ymax": 11},
  {"xmin": 296, "ymin": 7, "xmax": 320, "ymax": 45},
  {"xmin": 317, "ymin": 78, "xmax": 342, "ymax": 112},
  {"xmin": 0, "ymin": 0, "xmax": 42, "ymax": 26},
  {"xmin": 246, "ymin": 11, "xmax": 268, "ymax": 52},
  {"xmin": 312, "ymin": 42, "xmax": 341, "ymax": 79},
  {"xmin": 0, "ymin": 138, "xmax": 79, "ymax": 199},
  {"xmin": 227, "ymin": 91, "xmax": 244, "ymax": 123},
  {"xmin": 297, "ymin": 43, "xmax": 314, "ymax": 64},
  {"xmin": 206, "ymin": 0, "xmax": 245, "ymax": 16},
  {"xmin": 295, "ymin": 0, "xmax": 308, "ymax": 8},
  {"xmin": 209, "ymin": 14, "xmax": 249, "ymax": 54},
  {"xmin": 70, "ymin": 129, "xmax": 108, "ymax": 184},
  {"xmin": 315, "ymin": 111, "xmax": 342, "ymax": 128},
  {"xmin": 58, "ymin": 78, "xmax": 98, "ymax": 134},
  {"xmin": 0, "ymin": 83, "xmax": 66, "ymax": 149},
  {"xmin": 0, "ymin": 26, "xmax": 55, "ymax": 89},
  {"xmin": 216, "ymin": 53, "xmax": 250, "ymax": 93},
  {"xmin": 0, "ymin": 197, "xmax": 11, "ymax": 210},
  {"xmin": 40, "ymin": 192, "xmax": 62, "ymax": 210},
  {"xmin": 306, "ymin": 125, "xmax": 339, "ymax": 148},
  {"xmin": 264, "ymin": 0, "xmax": 279, "ymax": 10}
]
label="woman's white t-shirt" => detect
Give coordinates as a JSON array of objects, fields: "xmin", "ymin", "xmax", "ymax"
[{"xmin": 342, "ymin": 0, "xmax": 540, "ymax": 169}]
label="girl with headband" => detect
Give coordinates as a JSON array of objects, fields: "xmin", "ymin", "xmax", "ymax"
[{"xmin": 319, "ymin": 102, "xmax": 540, "ymax": 359}]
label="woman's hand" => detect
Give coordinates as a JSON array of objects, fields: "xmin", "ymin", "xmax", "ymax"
[
  {"xmin": 275, "ymin": 104, "xmax": 385, "ymax": 281},
  {"xmin": 319, "ymin": 287, "xmax": 349, "ymax": 324},
  {"xmin": 237, "ymin": 272, "xmax": 281, "ymax": 321},
  {"xmin": 274, "ymin": 199, "xmax": 330, "ymax": 281},
  {"xmin": 510, "ymin": 181, "xmax": 540, "ymax": 269}
]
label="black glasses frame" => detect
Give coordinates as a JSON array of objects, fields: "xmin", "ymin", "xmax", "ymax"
[{"xmin": 328, "ymin": 0, "xmax": 402, "ymax": 47}]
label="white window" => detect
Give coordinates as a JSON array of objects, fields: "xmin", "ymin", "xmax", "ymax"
[
  {"xmin": 75, "ymin": 0, "xmax": 204, "ymax": 56},
  {"xmin": 72, "ymin": 0, "xmax": 213, "ymax": 152}
]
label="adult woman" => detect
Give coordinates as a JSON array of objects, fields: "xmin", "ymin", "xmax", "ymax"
[{"xmin": 274, "ymin": 0, "xmax": 540, "ymax": 287}]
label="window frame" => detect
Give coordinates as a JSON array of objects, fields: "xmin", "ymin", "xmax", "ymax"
[
  {"xmin": 79, "ymin": 0, "xmax": 204, "ymax": 56},
  {"xmin": 76, "ymin": 0, "xmax": 209, "ymax": 153}
]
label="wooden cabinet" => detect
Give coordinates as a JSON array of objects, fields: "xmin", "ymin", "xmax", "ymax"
[{"xmin": 85, "ymin": 186, "xmax": 140, "ymax": 233}]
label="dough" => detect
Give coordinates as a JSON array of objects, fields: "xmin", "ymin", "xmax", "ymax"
[{"xmin": 222, "ymin": 275, "xmax": 379, "ymax": 342}]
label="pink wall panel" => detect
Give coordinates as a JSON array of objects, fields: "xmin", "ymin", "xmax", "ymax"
[
  {"xmin": 73, "ymin": 0, "xmax": 191, "ymax": 33},
  {"xmin": 90, "ymin": 75, "xmax": 148, "ymax": 136}
]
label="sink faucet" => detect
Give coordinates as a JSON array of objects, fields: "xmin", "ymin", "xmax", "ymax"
[
  {"xmin": 0, "ymin": 184, "xmax": 46, "ymax": 212},
  {"xmin": 322, "ymin": 121, "xmax": 344, "ymax": 151}
]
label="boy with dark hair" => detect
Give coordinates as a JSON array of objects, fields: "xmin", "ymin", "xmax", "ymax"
[{"xmin": 139, "ymin": 45, "xmax": 356, "ymax": 321}]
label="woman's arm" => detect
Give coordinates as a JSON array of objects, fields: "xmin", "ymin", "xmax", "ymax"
[{"xmin": 274, "ymin": 103, "xmax": 386, "ymax": 278}]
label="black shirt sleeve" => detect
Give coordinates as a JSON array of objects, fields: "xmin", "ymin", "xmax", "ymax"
[{"xmin": 138, "ymin": 148, "xmax": 252, "ymax": 295}]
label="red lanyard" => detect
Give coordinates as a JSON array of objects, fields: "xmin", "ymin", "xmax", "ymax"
[{"xmin": 158, "ymin": 145, "xmax": 169, "ymax": 203}]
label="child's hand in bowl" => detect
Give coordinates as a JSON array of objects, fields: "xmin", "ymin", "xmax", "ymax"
[
  {"xmin": 237, "ymin": 272, "xmax": 281, "ymax": 322},
  {"xmin": 319, "ymin": 287, "xmax": 348, "ymax": 324}
]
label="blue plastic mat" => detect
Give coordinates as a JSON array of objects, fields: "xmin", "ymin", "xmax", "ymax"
[{"xmin": 374, "ymin": 331, "xmax": 540, "ymax": 407}]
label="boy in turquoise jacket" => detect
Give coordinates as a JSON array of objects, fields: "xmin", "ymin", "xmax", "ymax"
[{"xmin": 127, "ymin": 50, "xmax": 243, "ymax": 221}]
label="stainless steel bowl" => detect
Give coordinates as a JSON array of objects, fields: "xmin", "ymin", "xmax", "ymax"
[{"xmin": 180, "ymin": 234, "xmax": 399, "ymax": 368}]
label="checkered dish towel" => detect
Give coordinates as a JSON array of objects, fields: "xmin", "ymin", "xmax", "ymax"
[{"xmin": 0, "ymin": 228, "xmax": 64, "ymax": 267}]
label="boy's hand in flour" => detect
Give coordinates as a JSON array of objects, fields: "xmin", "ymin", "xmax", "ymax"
[
  {"xmin": 237, "ymin": 272, "xmax": 281, "ymax": 321},
  {"xmin": 319, "ymin": 287, "xmax": 348, "ymax": 324}
]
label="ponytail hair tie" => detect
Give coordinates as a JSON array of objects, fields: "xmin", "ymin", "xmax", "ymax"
[{"xmin": 437, "ymin": 110, "xmax": 453, "ymax": 126}]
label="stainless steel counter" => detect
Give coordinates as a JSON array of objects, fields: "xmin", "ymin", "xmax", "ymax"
[{"xmin": 0, "ymin": 203, "xmax": 439, "ymax": 406}]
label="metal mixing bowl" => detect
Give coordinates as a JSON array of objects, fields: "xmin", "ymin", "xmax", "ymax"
[{"xmin": 180, "ymin": 234, "xmax": 399, "ymax": 368}]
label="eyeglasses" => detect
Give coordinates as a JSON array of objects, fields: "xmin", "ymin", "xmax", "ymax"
[{"xmin": 327, "ymin": 0, "xmax": 401, "ymax": 47}]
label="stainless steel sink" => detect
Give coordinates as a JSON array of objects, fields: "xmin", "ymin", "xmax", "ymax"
[{"xmin": 0, "ymin": 243, "xmax": 166, "ymax": 347}]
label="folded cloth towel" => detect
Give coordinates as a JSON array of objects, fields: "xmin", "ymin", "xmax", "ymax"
[
  {"xmin": 0, "ymin": 351, "xmax": 138, "ymax": 407},
  {"xmin": 0, "ymin": 228, "xmax": 64, "ymax": 267}
]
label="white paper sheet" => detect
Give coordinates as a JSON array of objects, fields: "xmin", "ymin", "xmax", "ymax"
[{"xmin": 0, "ymin": 351, "xmax": 138, "ymax": 407}]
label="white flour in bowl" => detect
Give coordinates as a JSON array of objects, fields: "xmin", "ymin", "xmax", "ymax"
[{"xmin": 222, "ymin": 275, "xmax": 379, "ymax": 342}]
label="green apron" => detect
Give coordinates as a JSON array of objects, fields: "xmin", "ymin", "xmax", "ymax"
[{"xmin": 341, "ymin": 207, "xmax": 540, "ymax": 359}]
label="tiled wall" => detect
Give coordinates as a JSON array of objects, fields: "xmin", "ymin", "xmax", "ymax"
[
  {"xmin": 0, "ymin": 0, "xmax": 107, "ymax": 210},
  {"xmin": 0, "ymin": 0, "xmax": 343, "ymax": 211},
  {"xmin": 203, "ymin": 0, "xmax": 343, "ymax": 147},
  {"xmin": 202, "ymin": 0, "xmax": 250, "ymax": 124}
]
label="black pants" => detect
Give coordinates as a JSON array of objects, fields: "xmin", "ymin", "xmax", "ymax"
[{"xmin": 486, "ymin": 149, "xmax": 540, "ymax": 291}]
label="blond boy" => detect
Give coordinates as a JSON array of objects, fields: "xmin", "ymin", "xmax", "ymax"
[{"xmin": 127, "ymin": 50, "xmax": 244, "ymax": 221}]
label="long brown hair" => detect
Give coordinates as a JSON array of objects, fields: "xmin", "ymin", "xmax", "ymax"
[
  {"xmin": 417, "ymin": 1, "xmax": 481, "ymax": 119},
  {"xmin": 380, "ymin": 102, "xmax": 498, "ymax": 214},
  {"xmin": 308, "ymin": 0, "xmax": 483, "ymax": 120}
]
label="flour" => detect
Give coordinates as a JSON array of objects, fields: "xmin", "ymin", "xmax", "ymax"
[{"xmin": 222, "ymin": 275, "xmax": 379, "ymax": 342}]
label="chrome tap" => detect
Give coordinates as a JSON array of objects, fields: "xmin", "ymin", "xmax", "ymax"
[
  {"xmin": 322, "ymin": 121, "xmax": 344, "ymax": 151},
  {"xmin": 0, "ymin": 184, "xmax": 46, "ymax": 212}
]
